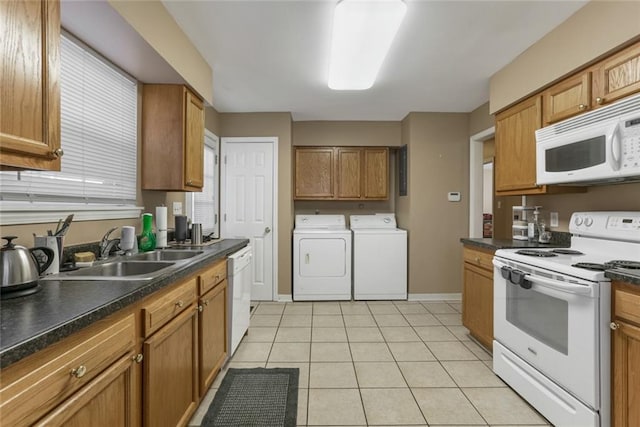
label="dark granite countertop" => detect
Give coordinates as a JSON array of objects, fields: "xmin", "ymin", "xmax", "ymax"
[
  {"xmin": 460, "ymin": 233, "xmax": 571, "ymax": 252},
  {"xmin": 0, "ymin": 239, "xmax": 248, "ymax": 369},
  {"xmin": 605, "ymin": 268, "xmax": 640, "ymax": 286}
]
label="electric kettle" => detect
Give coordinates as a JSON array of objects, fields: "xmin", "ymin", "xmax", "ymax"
[{"xmin": 0, "ymin": 236, "xmax": 54, "ymax": 298}]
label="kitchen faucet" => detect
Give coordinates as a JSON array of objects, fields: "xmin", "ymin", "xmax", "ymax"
[{"xmin": 99, "ymin": 227, "xmax": 120, "ymax": 260}]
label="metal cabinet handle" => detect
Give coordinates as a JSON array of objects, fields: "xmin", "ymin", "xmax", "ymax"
[
  {"xmin": 203, "ymin": 300, "xmax": 209, "ymax": 306},
  {"xmin": 198, "ymin": 305, "xmax": 203, "ymax": 313},
  {"xmin": 187, "ymin": 180, "xmax": 193, "ymax": 185},
  {"xmin": 578, "ymin": 104, "xmax": 587, "ymax": 110},
  {"xmin": 52, "ymin": 148, "xmax": 64, "ymax": 158},
  {"xmin": 596, "ymin": 97, "xmax": 604, "ymax": 105},
  {"xmin": 70, "ymin": 365, "xmax": 87, "ymax": 378},
  {"xmin": 610, "ymin": 322, "xmax": 620, "ymax": 331},
  {"xmin": 175, "ymin": 300, "xmax": 184, "ymax": 308},
  {"xmin": 132, "ymin": 353, "xmax": 144, "ymax": 363}
]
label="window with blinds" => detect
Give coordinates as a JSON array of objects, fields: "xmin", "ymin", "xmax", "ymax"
[
  {"xmin": 187, "ymin": 133, "xmax": 219, "ymax": 237},
  {"xmin": 0, "ymin": 33, "xmax": 138, "ymax": 206}
]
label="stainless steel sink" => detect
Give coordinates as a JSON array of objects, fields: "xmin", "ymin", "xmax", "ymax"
[
  {"xmin": 43, "ymin": 261, "xmax": 175, "ymax": 281},
  {"xmin": 128, "ymin": 250, "xmax": 203, "ymax": 261}
]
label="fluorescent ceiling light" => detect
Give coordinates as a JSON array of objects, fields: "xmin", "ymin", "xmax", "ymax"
[{"xmin": 328, "ymin": 0, "xmax": 407, "ymax": 90}]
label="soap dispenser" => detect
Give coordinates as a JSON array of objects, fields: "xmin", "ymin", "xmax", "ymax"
[{"xmin": 139, "ymin": 213, "xmax": 156, "ymax": 252}]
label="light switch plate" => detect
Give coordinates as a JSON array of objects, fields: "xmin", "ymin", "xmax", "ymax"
[
  {"xmin": 447, "ymin": 192, "xmax": 461, "ymax": 202},
  {"xmin": 173, "ymin": 202, "xmax": 183, "ymax": 215},
  {"xmin": 550, "ymin": 212, "xmax": 559, "ymax": 227}
]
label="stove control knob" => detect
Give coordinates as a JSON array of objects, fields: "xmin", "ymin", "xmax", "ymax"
[
  {"xmin": 574, "ymin": 216, "xmax": 584, "ymax": 226},
  {"xmin": 584, "ymin": 217, "xmax": 593, "ymax": 227}
]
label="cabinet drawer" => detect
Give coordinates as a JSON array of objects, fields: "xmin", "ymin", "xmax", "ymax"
[
  {"xmin": 615, "ymin": 287, "xmax": 640, "ymax": 325},
  {"xmin": 463, "ymin": 247, "xmax": 495, "ymax": 272},
  {"xmin": 144, "ymin": 277, "xmax": 197, "ymax": 337},
  {"xmin": 0, "ymin": 314, "xmax": 135, "ymax": 426},
  {"xmin": 199, "ymin": 259, "xmax": 227, "ymax": 295}
]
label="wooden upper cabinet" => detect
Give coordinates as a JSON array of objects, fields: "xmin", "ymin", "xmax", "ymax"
[
  {"xmin": 336, "ymin": 148, "xmax": 362, "ymax": 199},
  {"xmin": 495, "ymin": 96, "xmax": 543, "ymax": 194},
  {"xmin": 542, "ymin": 71, "xmax": 591, "ymax": 125},
  {"xmin": 363, "ymin": 148, "xmax": 388, "ymax": 199},
  {"xmin": 592, "ymin": 42, "xmax": 640, "ymax": 108},
  {"xmin": 294, "ymin": 147, "xmax": 335, "ymax": 199},
  {"xmin": 141, "ymin": 85, "xmax": 204, "ymax": 191},
  {"xmin": 0, "ymin": 0, "xmax": 62, "ymax": 171},
  {"xmin": 294, "ymin": 147, "xmax": 389, "ymax": 200}
]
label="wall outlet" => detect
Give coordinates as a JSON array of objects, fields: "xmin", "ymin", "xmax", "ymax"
[
  {"xmin": 173, "ymin": 201, "xmax": 183, "ymax": 215},
  {"xmin": 550, "ymin": 211, "xmax": 559, "ymax": 228}
]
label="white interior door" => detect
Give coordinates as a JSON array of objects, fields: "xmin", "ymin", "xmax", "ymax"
[{"xmin": 221, "ymin": 138, "xmax": 277, "ymax": 301}]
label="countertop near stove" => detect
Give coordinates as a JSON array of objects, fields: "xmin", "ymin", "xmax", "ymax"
[
  {"xmin": 606, "ymin": 268, "xmax": 640, "ymax": 285},
  {"xmin": 460, "ymin": 233, "xmax": 570, "ymax": 252},
  {"xmin": 0, "ymin": 239, "xmax": 248, "ymax": 369}
]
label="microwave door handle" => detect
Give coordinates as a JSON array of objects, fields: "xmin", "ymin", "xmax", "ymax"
[
  {"xmin": 608, "ymin": 123, "xmax": 622, "ymax": 171},
  {"xmin": 523, "ymin": 274, "xmax": 594, "ymax": 296}
]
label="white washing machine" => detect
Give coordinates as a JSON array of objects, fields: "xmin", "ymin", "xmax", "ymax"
[
  {"xmin": 293, "ymin": 214, "xmax": 352, "ymax": 301},
  {"xmin": 350, "ymin": 214, "xmax": 407, "ymax": 300}
]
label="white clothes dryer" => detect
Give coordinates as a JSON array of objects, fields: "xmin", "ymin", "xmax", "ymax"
[
  {"xmin": 293, "ymin": 215, "xmax": 352, "ymax": 301},
  {"xmin": 350, "ymin": 214, "xmax": 407, "ymax": 300}
]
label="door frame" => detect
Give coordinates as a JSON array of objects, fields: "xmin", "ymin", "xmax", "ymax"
[
  {"xmin": 220, "ymin": 136, "xmax": 279, "ymax": 301},
  {"xmin": 469, "ymin": 126, "xmax": 495, "ymax": 238}
]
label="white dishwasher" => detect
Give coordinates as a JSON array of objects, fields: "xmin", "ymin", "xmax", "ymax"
[{"xmin": 227, "ymin": 245, "xmax": 252, "ymax": 356}]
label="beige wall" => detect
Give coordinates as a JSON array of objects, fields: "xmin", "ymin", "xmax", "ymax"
[
  {"xmin": 527, "ymin": 182, "xmax": 640, "ymax": 231},
  {"xmin": 109, "ymin": 0, "xmax": 213, "ymax": 104},
  {"xmin": 205, "ymin": 106, "xmax": 221, "ymax": 136},
  {"xmin": 490, "ymin": 0, "xmax": 640, "ymax": 113},
  {"xmin": 219, "ymin": 113, "xmax": 293, "ymax": 297},
  {"xmin": 397, "ymin": 113, "xmax": 470, "ymax": 295},
  {"xmin": 469, "ymin": 102, "xmax": 494, "ymax": 136},
  {"xmin": 293, "ymin": 121, "xmax": 402, "ymax": 147}
]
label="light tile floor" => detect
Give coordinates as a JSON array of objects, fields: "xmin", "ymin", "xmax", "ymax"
[{"xmin": 189, "ymin": 300, "xmax": 550, "ymax": 427}]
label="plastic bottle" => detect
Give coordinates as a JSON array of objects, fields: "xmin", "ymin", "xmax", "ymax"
[
  {"xmin": 138, "ymin": 213, "xmax": 156, "ymax": 252},
  {"xmin": 529, "ymin": 207, "xmax": 542, "ymax": 242}
]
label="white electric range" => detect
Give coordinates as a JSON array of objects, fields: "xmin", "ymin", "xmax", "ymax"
[{"xmin": 492, "ymin": 211, "xmax": 640, "ymax": 427}]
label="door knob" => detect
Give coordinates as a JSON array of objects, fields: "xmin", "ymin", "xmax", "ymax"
[{"xmin": 265, "ymin": 227, "xmax": 271, "ymax": 234}]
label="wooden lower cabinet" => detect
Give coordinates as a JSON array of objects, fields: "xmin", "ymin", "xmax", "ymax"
[
  {"xmin": 199, "ymin": 279, "xmax": 228, "ymax": 394},
  {"xmin": 462, "ymin": 246, "xmax": 494, "ymax": 350},
  {"xmin": 144, "ymin": 306, "xmax": 199, "ymax": 427},
  {"xmin": 36, "ymin": 353, "xmax": 137, "ymax": 426},
  {"xmin": 612, "ymin": 281, "xmax": 640, "ymax": 427}
]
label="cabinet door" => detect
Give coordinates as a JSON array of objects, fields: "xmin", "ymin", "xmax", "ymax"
[
  {"xmin": 144, "ymin": 306, "xmax": 198, "ymax": 427},
  {"xmin": 612, "ymin": 319, "xmax": 640, "ymax": 427},
  {"xmin": 0, "ymin": 0, "xmax": 61, "ymax": 170},
  {"xmin": 199, "ymin": 280, "xmax": 227, "ymax": 394},
  {"xmin": 294, "ymin": 147, "xmax": 335, "ymax": 199},
  {"xmin": 363, "ymin": 148, "xmax": 388, "ymax": 200},
  {"xmin": 495, "ymin": 96, "xmax": 542, "ymax": 194},
  {"xmin": 592, "ymin": 42, "xmax": 640, "ymax": 107},
  {"xmin": 336, "ymin": 148, "xmax": 362, "ymax": 199},
  {"xmin": 184, "ymin": 88, "xmax": 204, "ymax": 190},
  {"xmin": 35, "ymin": 354, "xmax": 138, "ymax": 427},
  {"xmin": 462, "ymin": 263, "xmax": 493, "ymax": 351},
  {"xmin": 542, "ymin": 71, "xmax": 591, "ymax": 125}
]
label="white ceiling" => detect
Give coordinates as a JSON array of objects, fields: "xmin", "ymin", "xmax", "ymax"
[{"xmin": 161, "ymin": 0, "xmax": 587, "ymax": 121}]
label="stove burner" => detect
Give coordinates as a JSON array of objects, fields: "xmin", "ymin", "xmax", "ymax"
[
  {"xmin": 516, "ymin": 250, "xmax": 558, "ymax": 257},
  {"xmin": 605, "ymin": 260, "xmax": 640, "ymax": 270},
  {"xmin": 572, "ymin": 263, "xmax": 606, "ymax": 271},
  {"xmin": 552, "ymin": 249, "xmax": 584, "ymax": 255}
]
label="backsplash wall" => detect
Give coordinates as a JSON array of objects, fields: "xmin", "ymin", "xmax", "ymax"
[{"xmin": 527, "ymin": 182, "xmax": 640, "ymax": 231}]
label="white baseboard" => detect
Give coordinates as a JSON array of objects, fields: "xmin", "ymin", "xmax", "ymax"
[{"xmin": 408, "ymin": 293, "xmax": 461, "ymax": 301}]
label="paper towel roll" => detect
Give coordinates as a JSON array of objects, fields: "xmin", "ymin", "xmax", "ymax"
[
  {"xmin": 156, "ymin": 230, "xmax": 167, "ymax": 248},
  {"xmin": 155, "ymin": 206, "xmax": 167, "ymax": 231}
]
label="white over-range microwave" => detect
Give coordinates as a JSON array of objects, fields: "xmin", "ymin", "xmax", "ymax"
[{"xmin": 536, "ymin": 93, "xmax": 640, "ymax": 185}]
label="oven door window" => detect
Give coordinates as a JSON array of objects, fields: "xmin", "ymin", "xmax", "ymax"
[
  {"xmin": 506, "ymin": 284, "xmax": 568, "ymax": 354},
  {"xmin": 545, "ymin": 135, "xmax": 606, "ymax": 172}
]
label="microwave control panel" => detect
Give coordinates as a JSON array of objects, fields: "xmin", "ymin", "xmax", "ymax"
[{"xmin": 622, "ymin": 117, "xmax": 640, "ymax": 169}]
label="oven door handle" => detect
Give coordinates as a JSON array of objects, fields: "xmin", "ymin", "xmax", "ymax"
[{"xmin": 523, "ymin": 274, "xmax": 594, "ymax": 296}]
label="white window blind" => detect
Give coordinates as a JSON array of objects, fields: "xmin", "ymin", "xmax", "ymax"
[
  {"xmin": 0, "ymin": 33, "xmax": 137, "ymax": 205},
  {"xmin": 191, "ymin": 144, "xmax": 217, "ymax": 234}
]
